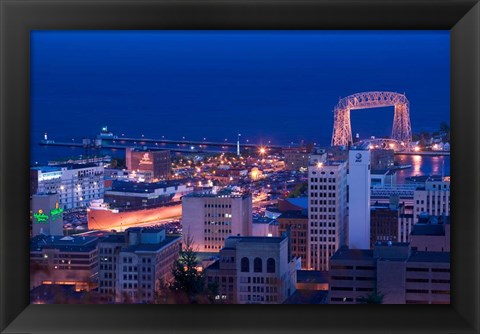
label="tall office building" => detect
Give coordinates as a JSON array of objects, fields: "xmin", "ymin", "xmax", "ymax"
[
  {"xmin": 307, "ymin": 161, "xmax": 348, "ymax": 271},
  {"xmin": 182, "ymin": 191, "xmax": 253, "ymax": 252},
  {"xmin": 348, "ymin": 149, "xmax": 371, "ymax": 249}
]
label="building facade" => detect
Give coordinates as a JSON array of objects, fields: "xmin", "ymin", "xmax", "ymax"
[
  {"xmin": 413, "ymin": 177, "xmax": 450, "ymax": 221},
  {"xmin": 31, "ymin": 193, "xmax": 64, "ymax": 237},
  {"xmin": 348, "ymin": 149, "xmax": 371, "ymax": 249},
  {"xmin": 98, "ymin": 228, "xmax": 181, "ymax": 304},
  {"xmin": 307, "ymin": 161, "xmax": 348, "ymax": 271},
  {"xmin": 277, "ymin": 211, "xmax": 309, "ymax": 269},
  {"xmin": 283, "ymin": 147, "xmax": 309, "ymax": 171},
  {"xmin": 370, "ymin": 202, "xmax": 405, "ymax": 248},
  {"xmin": 104, "ymin": 180, "xmax": 192, "ymax": 209},
  {"xmin": 30, "ymin": 235, "xmax": 99, "ymax": 291},
  {"xmin": 409, "ymin": 221, "xmax": 450, "ymax": 252},
  {"xmin": 205, "ymin": 236, "xmax": 297, "ymax": 304},
  {"xmin": 398, "ymin": 213, "xmax": 415, "ymax": 243},
  {"xmin": 31, "ymin": 163, "xmax": 105, "ymax": 210},
  {"xmin": 182, "ymin": 192, "xmax": 252, "ymax": 252},
  {"xmin": 125, "ymin": 147, "xmax": 171, "ymax": 180},
  {"xmin": 329, "ymin": 242, "xmax": 450, "ymax": 304}
]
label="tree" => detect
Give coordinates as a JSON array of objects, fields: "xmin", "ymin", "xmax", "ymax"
[
  {"xmin": 439, "ymin": 121, "xmax": 450, "ymax": 142},
  {"xmin": 357, "ymin": 289, "xmax": 385, "ymax": 304},
  {"xmin": 439, "ymin": 121, "xmax": 450, "ymax": 134},
  {"xmin": 170, "ymin": 236, "xmax": 205, "ymax": 299}
]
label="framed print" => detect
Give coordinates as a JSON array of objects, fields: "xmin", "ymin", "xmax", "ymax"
[{"xmin": 1, "ymin": 0, "xmax": 479, "ymax": 333}]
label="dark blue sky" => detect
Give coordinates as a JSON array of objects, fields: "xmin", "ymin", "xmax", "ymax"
[{"xmin": 31, "ymin": 30, "xmax": 449, "ymax": 148}]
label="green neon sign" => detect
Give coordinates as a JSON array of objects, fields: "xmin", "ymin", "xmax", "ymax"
[
  {"xmin": 50, "ymin": 207, "xmax": 64, "ymax": 220},
  {"xmin": 33, "ymin": 210, "xmax": 49, "ymax": 223}
]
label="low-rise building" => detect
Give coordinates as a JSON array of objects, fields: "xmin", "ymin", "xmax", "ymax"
[
  {"xmin": 205, "ymin": 236, "xmax": 297, "ymax": 304},
  {"xmin": 182, "ymin": 191, "xmax": 252, "ymax": 252},
  {"xmin": 30, "ymin": 235, "xmax": 99, "ymax": 291},
  {"xmin": 125, "ymin": 147, "xmax": 171, "ymax": 180},
  {"xmin": 370, "ymin": 201, "xmax": 405, "ymax": 248},
  {"xmin": 329, "ymin": 242, "xmax": 450, "ymax": 304},
  {"xmin": 31, "ymin": 193, "xmax": 64, "ymax": 237},
  {"xmin": 252, "ymin": 216, "xmax": 278, "ymax": 237},
  {"xmin": 413, "ymin": 176, "xmax": 450, "ymax": 221},
  {"xmin": 277, "ymin": 211, "xmax": 309, "ymax": 269},
  {"xmin": 98, "ymin": 227, "xmax": 181, "ymax": 304},
  {"xmin": 409, "ymin": 219, "xmax": 450, "ymax": 252},
  {"xmin": 283, "ymin": 147, "xmax": 308, "ymax": 171}
]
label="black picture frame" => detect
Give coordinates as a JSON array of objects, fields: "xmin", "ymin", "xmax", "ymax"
[{"xmin": 1, "ymin": 0, "xmax": 479, "ymax": 333}]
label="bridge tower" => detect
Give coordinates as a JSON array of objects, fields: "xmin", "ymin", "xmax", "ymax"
[{"xmin": 331, "ymin": 91, "xmax": 412, "ymax": 148}]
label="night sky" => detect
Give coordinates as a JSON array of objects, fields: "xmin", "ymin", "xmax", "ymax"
[{"xmin": 31, "ymin": 30, "xmax": 450, "ymax": 149}]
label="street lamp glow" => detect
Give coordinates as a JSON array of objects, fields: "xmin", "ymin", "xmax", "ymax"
[
  {"xmin": 316, "ymin": 162, "xmax": 323, "ymax": 168},
  {"xmin": 259, "ymin": 147, "xmax": 266, "ymax": 155},
  {"xmin": 414, "ymin": 146, "xmax": 421, "ymax": 152}
]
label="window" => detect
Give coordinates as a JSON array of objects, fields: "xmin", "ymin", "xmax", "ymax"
[
  {"xmin": 266, "ymin": 258, "xmax": 275, "ymax": 273},
  {"xmin": 254, "ymin": 258, "xmax": 262, "ymax": 273},
  {"xmin": 241, "ymin": 257, "xmax": 249, "ymax": 272}
]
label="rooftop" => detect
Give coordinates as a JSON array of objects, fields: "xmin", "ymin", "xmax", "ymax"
[
  {"xmin": 227, "ymin": 236, "xmax": 285, "ymax": 244},
  {"xmin": 285, "ymin": 197, "xmax": 308, "ymax": 210},
  {"xmin": 110, "ymin": 180, "xmax": 183, "ymax": 193},
  {"xmin": 408, "ymin": 251, "xmax": 450, "ymax": 263},
  {"xmin": 31, "ymin": 166, "xmax": 61, "ymax": 173},
  {"xmin": 121, "ymin": 235, "xmax": 180, "ymax": 253},
  {"xmin": 30, "ymin": 235, "xmax": 98, "ymax": 253},
  {"xmin": 330, "ymin": 247, "xmax": 374, "ymax": 261},
  {"xmin": 252, "ymin": 216, "xmax": 277, "ymax": 225},
  {"xmin": 99, "ymin": 234, "xmax": 126, "ymax": 244},
  {"xmin": 52, "ymin": 163, "xmax": 100, "ymax": 170},
  {"xmin": 411, "ymin": 224, "xmax": 445, "ymax": 236},
  {"xmin": 296, "ymin": 270, "xmax": 329, "ymax": 284},
  {"xmin": 277, "ymin": 211, "xmax": 308, "ymax": 220},
  {"xmin": 184, "ymin": 190, "xmax": 249, "ymax": 199}
]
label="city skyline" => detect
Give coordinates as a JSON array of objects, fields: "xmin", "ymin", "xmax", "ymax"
[
  {"xmin": 31, "ymin": 30, "xmax": 449, "ymax": 149},
  {"xmin": 29, "ymin": 30, "xmax": 451, "ymax": 305}
]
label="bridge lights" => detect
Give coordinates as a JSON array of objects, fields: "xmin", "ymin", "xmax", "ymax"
[{"xmin": 414, "ymin": 146, "xmax": 421, "ymax": 152}]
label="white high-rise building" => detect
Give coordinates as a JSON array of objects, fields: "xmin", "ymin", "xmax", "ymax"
[
  {"xmin": 307, "ymin": 161, "xmax": 348, "ymax": 271},
  {"xmin": 348, "ymin": 149, "xmax": 371, "ymax": 249}
]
